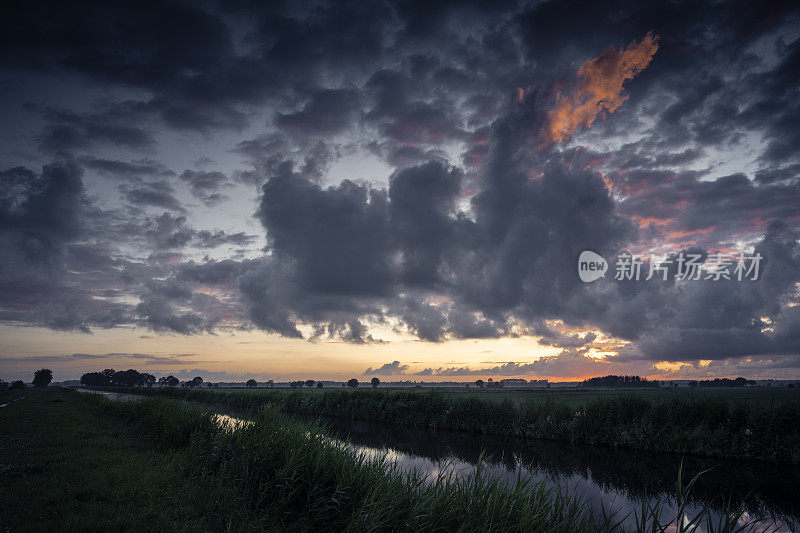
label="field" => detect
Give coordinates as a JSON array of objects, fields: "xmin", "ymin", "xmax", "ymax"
[
  {"xmin": 1, "ymin": 387, "xmax": 767, "ymax": 532},
  {"xmin": 0, "ymin": 387, "xmax": 249, "ymax": 531},
  {"xmin": 100, "ymin": 385, "xmax": 800, "ymax": 464},
  {"xmin": 211, "ymin": 385, "xmax": 800, "ymax": 405}
]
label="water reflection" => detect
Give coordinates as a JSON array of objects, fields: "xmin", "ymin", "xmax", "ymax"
[
  {"xmin": 289, "ymin": 414, "xmax": 799, "ymax": 530},
  {"xmin": 76, "ymin": 389, "xmax": 798, "ymax": 530}
]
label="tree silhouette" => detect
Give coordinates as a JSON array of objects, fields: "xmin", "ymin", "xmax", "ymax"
[
  {"xmin": 188, "ymin": 376, "xmax": 203, "ymax": 388},
  {"xmin": 316, "ymin": 382, "xmax": 323, "ymax": 388},
  {"xmin": 110, "ymin": 369, "xmax": 145, "ymax": 387},
  {"xmin": 305, "ymin": 379, "xmax": 315, "ymax": 388},
  {"xmin": 81, "ymin": 372, "xmax": 109, "ymax": 386},
  {"xmin": 33, "ymin": 368, "xmax": 53, "ymax": 388},
  {"xmin": 164, "ymin": 375, "xmax": 179, "ymax": 387},
  {"xmin": 581, "ymin": 375, "xmax": 659, "ymax": 388},
  {"xmin": 475, "ymin": 379, "xmax": 484, "ymax": 388},
  {"xmin": 10, "ymin": 380, "xmax": 26, "ymax": 390},
  {"xmin": 371, "ymin": 377, "xmax": 380, "ymax": 389},
  {"xmin": 246, "ymin": 379, "xmax": 257, "ymax": 388},
  {"xmin": 347, "ymin": 378, "xmax": 359, "ymax": 388}
]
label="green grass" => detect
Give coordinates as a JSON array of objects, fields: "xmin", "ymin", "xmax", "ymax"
[
  {"xmin": 439, "ymin": 386, "xmax": 800, "ymax": 405},
  {"xmin": 202, "ymin": 385, "xmax": 800, "ymax": 405},
  {"xmin": 0, "ymin": 388, "xmax": 775, "ymax": 531},
  {"xmin": 0, "ymin": 388, "xmax": 275, "ymax": 532},
  {"xmin": 102, "ymin": 386, "xmax": 800, "ymax": 464}
]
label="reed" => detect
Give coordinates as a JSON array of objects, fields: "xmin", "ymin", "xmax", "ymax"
[
  {"xmin": 96, "ymin": 386, "xmax": 800, "ymax": 464},
  {"xmin": 79, "ymin": 391, "xmax": 785, "ymax": 532}
]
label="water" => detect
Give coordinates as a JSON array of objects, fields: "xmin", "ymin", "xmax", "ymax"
[
  {"xmin": 76, "ymin": 389, "xmax": 798, "ymax": 531},
  {"xmin": 307, "ymin": 415, "xmax": 798, "ymax": 531}
]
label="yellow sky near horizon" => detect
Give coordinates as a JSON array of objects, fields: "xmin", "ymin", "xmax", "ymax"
[{"xmin": 0, "ymin": 324, "xmax": 571, "ymax": 382}]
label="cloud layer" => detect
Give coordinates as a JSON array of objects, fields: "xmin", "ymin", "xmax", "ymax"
[{"xmin": 1, "ymin": 0, "xmax": 799, "ymax": 378}]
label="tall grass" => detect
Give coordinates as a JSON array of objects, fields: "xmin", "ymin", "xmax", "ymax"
[
  {"xmin": 97, "ymin": 387, "xmax": 800, "ymax": 464},
  {"xmin": 79, "ymin": 392, "xmax": 776, "ymax": 532}
]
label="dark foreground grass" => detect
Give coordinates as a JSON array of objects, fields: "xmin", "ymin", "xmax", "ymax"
[
  {"xmin": 107, "ymin": 387, "xmax": 800, "ymax": 464},
  {"xmin": 0, "ymin": 388, "xmax": 777, "ymax": 532},
  {"xmin": 0, "ymin": 388, "xmax": 274, "ymax": 532}
]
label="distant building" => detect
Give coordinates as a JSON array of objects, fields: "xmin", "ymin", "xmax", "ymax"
[{"xmin": 500, "ymin": 378, "xmax": 527, "ymax": 385}]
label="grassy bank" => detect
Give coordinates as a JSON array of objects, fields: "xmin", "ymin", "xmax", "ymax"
[
  {"xmin": 0, "ymin": 388, "xmax": 270, "ymax": 531},
  {"xmin": 101, "ymin": 386, "xmax": 800, "ymax": 464}
]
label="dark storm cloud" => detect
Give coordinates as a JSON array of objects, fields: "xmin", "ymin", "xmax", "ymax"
[
  {"xmin": 237, "ymin": 14, "xmax": 800, "ymax": 370},
  {"xmin": 134, "ymin": 292, "xmax": 204, "ymax": 334},
  {"xmin": 0, "ymin": 158, "xmax": 137, "ymax": 333},
  {"xmin": 81, "ymin": 157, "xmax": 174, "ymax": 180},
  {"xmin": 240, "ymin": 160, "xmax": 497, "ymax": 342},
  {"xmin": 194, "ymin": 230, "xmax": 256, "ymax": 249},
  {"xmin": 390, "ymin": 162, "xmax": 462, "ymax": 286},
  {"xmin": 368, "ymin": 143, "xmax": 450, "ymax": 169},
  {"xmin": 143, "ymin": 213, "xmax": 194, "ymax": 249},
  {"xmin": 121, "ymin": 180, "xmax": 186, "ymax": 213},
  {"xmin": 610, "ymin": 169, "xmax": 800, "ymax": 249},
  {"xmin": 28, "ymin": 103, "xmax": 155, "ymax": 152},
  {"xmin": 3, "ymin": 1, "xmax": 254, "ymax": 133},
  {"xmin": 615, "ymin": 220, "xmax": 800, "ymax": 362},
  {"xmin": 177, "ymin": 259, "xmax": 259, "ymax": 284},
  {"xmin": 2, "ymin": 0, "xmax": 800, "ymax": 376},
  {"xmin": 0, "ymin": 157, "xmax": 85, "ymax": 265},
  {"xmin": 133, "ymin": 273, "xmax": 240, "ymax": 334},
  {"xmin": 240, "ymin": 112, "xmax": 636, "ymax": 341},
  {"xmin": 179, "ymin": 170, "xmax": 230, "ymax": 206},
  {"xmin": 130, "ymin": 212, "xmax": 257, "ymax": 252},
  {"xmin": 1, "ymin": 0, "xmax": 397, "ymax": 135},
  {"xmin": 538, "ymin": 331, "xmax": 598, "ymax": 349},
  {"xmin": 257, "ymin": 167, "xmax": 394, "ymax": 296},
  {"xmin": 275, "ymin": 88, "xmax": 362, "ymax": 135},
  {"xmin": 146, "ymin": 279, "xmax": 194, "ymax": 301},
  {"xmin": 233, "ymin": 135, "xmax": 339, "ymax": 187}
]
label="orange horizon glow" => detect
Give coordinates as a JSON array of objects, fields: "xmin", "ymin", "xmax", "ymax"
[{"xmin": 1, "ymin": 323, "xmax": 782, "ymax": 383}]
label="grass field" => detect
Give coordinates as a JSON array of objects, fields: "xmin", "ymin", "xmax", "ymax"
[
  {"xmin": 210, "ymin": 385, "xmax": 800, "ymax": 406},
  {"xmin": 0, "ymin": 388, "xmax": 271, "ymax": 532},
  {"xmin": 442, "ymin": 386, "xmax": 800, "ymax": 405},
  {"xmin": 100, "ymin": 385, "xmax": 800, "ymax": 464},
  {"xmin": 1, "ymin": 387, "xmax": 768, "ymax": 532}
]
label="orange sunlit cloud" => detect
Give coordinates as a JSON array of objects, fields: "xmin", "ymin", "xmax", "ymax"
[{"xmin": 543, "ymin": 31, "xmax": 659, "ymax": 144}]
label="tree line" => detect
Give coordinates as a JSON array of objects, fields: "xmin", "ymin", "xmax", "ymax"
[
  {"xmin": 580, "ymin": 375, "xmax": 661, "ymax": 388},
  {"xmin": 688, "ymin": 377, "xmax": 756, "ymax": 387},
  {"xmin": 80, "ymin": 369, "xmax": 209, "ymax": 388},
  {"xmin": 78, "ymin": 370, "xmax": 370, "ymax": 389}
]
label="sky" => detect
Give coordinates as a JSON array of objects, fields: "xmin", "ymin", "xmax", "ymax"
[{"xmin": 1, "ymin": 0, "xmax": 800, "ymax": 383}]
